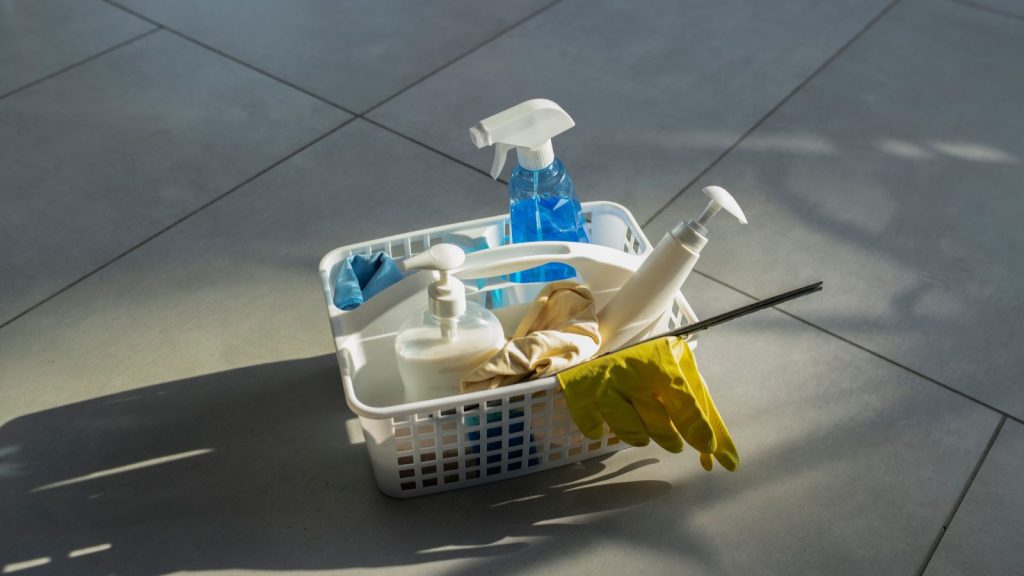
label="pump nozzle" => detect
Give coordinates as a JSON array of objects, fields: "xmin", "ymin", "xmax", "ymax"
[
  {"xmin": 696, "ymin": 185, "xmax": 747, "ymax": 228},
  {"xmin": 397, "ymin": 244, "xmax": 468, "ymax": 325},
  {"xmin": 469, "ymin": 99, "xmax": 575, "ymax": 179},
  {"xmin": 671, "ymin": 185, "xmax": 747, "ymax": 253},
  {"xmin": 398, "ymin": 243, "xmax": 466, "ymax": 278}
]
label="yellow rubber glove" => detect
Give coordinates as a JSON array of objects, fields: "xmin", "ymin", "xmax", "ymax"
[{"xmin": 556, "ymin": 336, "xmax": 739, "ymax": 471}]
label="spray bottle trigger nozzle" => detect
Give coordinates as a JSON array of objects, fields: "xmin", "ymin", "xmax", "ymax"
[
  {"xmin": 490, "ymin": 143, "xmax": 513, "ymax": 179},
  {"xmin": 470, "ymin": 99, "xmax": 575, "ymax": 178}
]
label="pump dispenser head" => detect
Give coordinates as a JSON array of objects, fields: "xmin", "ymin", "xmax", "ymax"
[
  {"xmin": 397, "ymin": 243, "xmax": 467, "ymax": 320},
  {"xmin": 671, "ymin": 185, "xmax": 747, "ymax": 253},
  {"xmin": 469, "ymin": 99, "xmax": 575, "ymax": 179}
]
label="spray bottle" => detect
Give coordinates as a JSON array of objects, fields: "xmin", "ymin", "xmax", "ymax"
[
  {"xmin": 394, "ymin": 244, "xmax": 505, "ymax": 402},
  {"xmin": 470, "ymin": 99, "xmax": 589, "ymax": 283},
  {"xmin": 597, "ymin": 186, "xmax": 747, "ymax": 353}
]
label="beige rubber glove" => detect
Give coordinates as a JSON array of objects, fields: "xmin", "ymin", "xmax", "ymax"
[
  {"xmin": 556, "ymin": 336, "xmax": 738, "ymax": 470},
  {"xmin": 461, "ymin": 281, "xmax": 600, "ymax": 392}
]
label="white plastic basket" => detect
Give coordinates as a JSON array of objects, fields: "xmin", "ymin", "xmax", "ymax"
[{"xmin": 319, "ymin": 202, "xmax": 699, "ymax": 497}]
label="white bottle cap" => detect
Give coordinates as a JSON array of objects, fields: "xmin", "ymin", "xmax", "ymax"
[
  {"xmin": 397, "ymin": 244, "xmax": 467, "ymax": 319},
  {"xmin": 469, "ymin": 99, "xmax": 574, "ymax": 178},
  {"xmin": 516, "ymin": 140, "xmax": 555, "ymax": 171}
]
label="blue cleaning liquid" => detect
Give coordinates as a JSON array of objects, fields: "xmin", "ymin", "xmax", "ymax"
[{"xmin": 508, "ymin": 158, "xmax": 589, "ymax": 283}]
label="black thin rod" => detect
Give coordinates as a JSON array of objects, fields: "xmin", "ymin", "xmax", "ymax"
[{"xmin": 612, "ymin": 281, "xmax": 824, "ymax": 353}]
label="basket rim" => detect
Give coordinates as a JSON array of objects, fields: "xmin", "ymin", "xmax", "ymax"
[
  {"xmin": 318, "ymin": 200, "xmax": 636, "ymax": 282},
  {"xmin": 322, "ymin": 200, "xmax": 691, "ymax": 421}
]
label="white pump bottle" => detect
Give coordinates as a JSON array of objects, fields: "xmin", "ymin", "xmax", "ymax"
[
  {"xmin": 597, "ymin": 186, "xmax": 747, "ymax": 353},
  {"xmin": 394, "ymin": 244, "xmax": 505, "ymax": 402}
]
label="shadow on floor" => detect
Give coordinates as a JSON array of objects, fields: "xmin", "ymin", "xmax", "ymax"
[{"xmin": 0, "ymin": 355, "xmax": 675, "ymax": 575}]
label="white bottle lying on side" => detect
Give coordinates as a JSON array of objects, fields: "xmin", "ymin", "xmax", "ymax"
[{"xmin": 596, "ymin": 186, "xmax": 747, "ymax": 354}]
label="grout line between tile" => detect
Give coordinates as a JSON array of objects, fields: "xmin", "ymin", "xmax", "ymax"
[
  {"xmin": 100, "ymin": 0, "xmax": 359, "ymax": 116},
  {"xmin": 361, "ymin": 0, "xmax": 564, "ymax": 116},
  {"xmin": 103, "ymin": 0, "xmax": 560, "ymax": 182},
  {"xmin": 362, "ymin": 117, "xmax": 502, "ymax": 183},
  {"xmin": 0, "ymin": 27, "xmax": 160, "ymax": 102},
  {"xmin": 8, "ymin": 0, "xmax": 549, "ymax": 329},
  {"xmin": 641, "ymin": 0, "xmax": 905, "ymax": 229},
  {"xmin": 0, "ymin": 117, "xmax": 356, "ymax": 332},
  {"xmin": 915, "ymin": 416, "xmax": 1008, "ymax": 576},
  {"xmin": 691, "ymin": 269, "xmax": 1024, "ymax": 426},
  {"xmin": 628, "ymin": 0, "xmax": 1023, "ymax": 426},
  {"xmin": 102, "ymin": 0, "xmax": 561, "ymax": 119},
  {"xmin": 945, "ymin": 0, "xmax": 1024, "ymax": 22}
]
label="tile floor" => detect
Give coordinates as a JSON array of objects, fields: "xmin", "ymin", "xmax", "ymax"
[{"xmin": 1, "ymin": 0, "xmax": 1021, "ymax": 574}]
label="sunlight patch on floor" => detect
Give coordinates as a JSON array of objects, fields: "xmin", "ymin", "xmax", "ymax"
[
  {"xmin": 2, "ymin": 557, "xmax": 50, "ymax": 574},
  {"xmin": 68, "ymin": 543, "xmax": 112, "ymax": 558},
  {"xmin": 30, "ymin": 449, "xmax": 214, "ymax": 492}
]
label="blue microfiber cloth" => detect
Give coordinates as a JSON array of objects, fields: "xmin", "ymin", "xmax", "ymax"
[{"xmin": 333, "ymin": 253, "xmax": 405, "ymax": 310}]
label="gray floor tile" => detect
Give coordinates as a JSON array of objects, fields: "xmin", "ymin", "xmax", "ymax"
[
  {"xmin": 647, "ymin": 0, "xmax": 1024, "ymax": 418},
  {"xmin": 951, "ymin": 0, "xmax": 1024, "ymax": 18},
  {"xmin": 0, "ymin": 31, "xmax": 348, "ymax": 325},
  {"xmin": 369, "ymin": 0, "xmax": 893, "ymax": 225},
  {"xmin": 924, "ymin": 419, "xmax": 1024, "ymax": 576},
  {"xmin": 0, "ymin": 0, "xmax": 153, "ymax": 96},
  {"xmin": 0, "ymin": 120, "xmax": 505, "ymax": 421},
  {"xmin": 111, "ymin": 0, "xmax": 554, "ymax": 113},
  {"xmin": 0, "ymin": 120, "xmax": 1000, "ymax": 574}
]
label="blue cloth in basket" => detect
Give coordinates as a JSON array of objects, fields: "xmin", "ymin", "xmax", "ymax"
[{"xmin": 333, "ymin": 253, "xmax": 405, "ymax": 310}]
